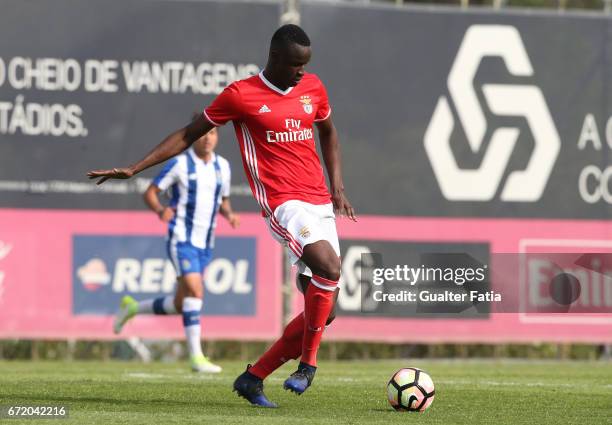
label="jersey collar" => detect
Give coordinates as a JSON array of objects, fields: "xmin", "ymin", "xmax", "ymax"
[{"xmin": 258, "ymin": 71, "xmax": 293, "ymax": 96}]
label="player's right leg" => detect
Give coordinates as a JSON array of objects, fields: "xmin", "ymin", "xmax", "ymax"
[
  {"xmin": 112, "ymin": 294, "xmax": 139, "ymax": 334},
  {"xmin": 112, "ymin": 239, "xmax": 183, "ymax": 334},
  {"xmin": 112, "ymin": 292, "xmax": 177, "ymax": 334},
  {"xmin": 232, "ymin": 364, "xmax": 278, "ymax": 408},
  {"xmin": 247, "ymin": 273, "xmax": 338, "ymax": 381},
  {"xmin": 232, "ymin": 275, "xmax": 311, "ymax": 408}
]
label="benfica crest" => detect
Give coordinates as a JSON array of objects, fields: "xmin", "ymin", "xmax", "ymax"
[{"xmin": 300, "ymin": 95, "xmax": 313, "ymax": 114}]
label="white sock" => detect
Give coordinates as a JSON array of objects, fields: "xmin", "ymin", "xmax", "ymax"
[
  {"xmin": 182, "ymin": 297, "xmax": 203, "ymax": 357},
  {"xmin": 138, "ymin": 296, "xmax": 176, "ymax": 315}
]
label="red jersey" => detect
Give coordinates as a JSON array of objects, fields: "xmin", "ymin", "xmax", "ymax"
[{"xmin": 203, "ymin": 72, "xmax": 332, "ymax": 216}]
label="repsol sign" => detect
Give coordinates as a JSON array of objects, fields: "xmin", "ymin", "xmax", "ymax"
[{"xmin": 72, "ymin": 235, "xmax": 256, "ymax": 316}]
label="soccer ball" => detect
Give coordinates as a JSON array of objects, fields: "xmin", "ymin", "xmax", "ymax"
[{"xmin": 387, "ymin": 367, "xmax": 435, "ymax": 412}]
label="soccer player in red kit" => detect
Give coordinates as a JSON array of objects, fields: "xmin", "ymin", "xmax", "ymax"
[{"xmin": 88, "ymin": 24, "xmax": 356, "ymax": 408}]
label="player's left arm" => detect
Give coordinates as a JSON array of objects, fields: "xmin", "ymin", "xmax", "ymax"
[
  {"xmin": 316, "ymin": 117, "xmax": 357, "ymax": 221},
  {"xmin": 219, "ymin": 197, "xmax": 240, "ymax": 228},
  {"xmin": 218, "ymin": 160, "xmax": 239, "ymax": 228}
]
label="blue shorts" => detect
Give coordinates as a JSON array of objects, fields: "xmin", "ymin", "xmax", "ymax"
[{"xmin": 166, "ymin": 241, "xmax": 212, "ymax": 276}]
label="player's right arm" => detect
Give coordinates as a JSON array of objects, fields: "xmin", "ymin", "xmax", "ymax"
[
  {"xmin": 87, "ymin": 115, "xmax": 214, "ymax": 185},
  {"xmin": 144, "ymin": 157, "xmax": 181, "ymax": 222},
  {"xmin": 144, "ymin": 184, "xmax": 174, "ymax": 223}
]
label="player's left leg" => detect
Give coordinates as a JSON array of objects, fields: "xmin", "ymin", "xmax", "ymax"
[
  {"xmin": 298, "ymin": 274, "xmax": 339, "ymax": 328},
  {"xmin": 297, "ymin": 272, "xmax": 340, "ymax": 326},
  {"xmin": 283, "ymin": 240, "xmax": 340, "ymax": 394},
  {"xmin": 174, "ymin": 269, "xmax": 221, "ymax": 374},
  {"xmin": 174, "ymin": 246, "xmax": 220, "ymax": 372}
]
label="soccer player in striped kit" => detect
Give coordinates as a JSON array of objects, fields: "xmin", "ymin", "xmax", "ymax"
[
  {"xmin": 112, "ymin": 123, "xmax": 239, "ymax": 373},
  {"xmin": 88, "ymin": 24, "xmax": 356, "ymax": 407}
]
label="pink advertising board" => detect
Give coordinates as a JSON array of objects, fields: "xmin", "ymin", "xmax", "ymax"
[
  {"xmin": 2, "ymin": 208, "xmax": 611, "ymax": 343},
  {"xmin": 0, "ymin": 208, "xmax": 282, "ymax": 340}
]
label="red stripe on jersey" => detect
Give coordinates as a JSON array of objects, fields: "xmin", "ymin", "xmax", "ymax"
[{"xmin": 240, "ymin": 123, "xmax": 272, "ymax": 215}]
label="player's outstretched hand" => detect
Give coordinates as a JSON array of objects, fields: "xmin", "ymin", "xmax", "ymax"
[
  {"xmin": 87, "ymin": 167, "xmax": 135, "ymax": 185},
  {"xmin": 332, "ymin": 190, "xmax": 357, "ymax": 222}
]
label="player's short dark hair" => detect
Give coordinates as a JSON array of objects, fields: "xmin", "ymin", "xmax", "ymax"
[{"xmin": 270, "ymin": 24, "xmax": 311, "ymax": 50}]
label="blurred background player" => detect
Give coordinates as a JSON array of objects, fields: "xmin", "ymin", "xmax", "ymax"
[{"xmin": 113, "ymin": 119, "xmax": 240, "ymax": 373}]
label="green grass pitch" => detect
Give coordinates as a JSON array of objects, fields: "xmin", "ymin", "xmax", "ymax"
[{"xmin": 0, "ymin": 360, "xmax": 610, "ymax": 424}]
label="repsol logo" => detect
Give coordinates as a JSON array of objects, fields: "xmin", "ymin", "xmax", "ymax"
[{"xmin": 77, "ymin": 257, "xmax": 252, "ymax": 295}]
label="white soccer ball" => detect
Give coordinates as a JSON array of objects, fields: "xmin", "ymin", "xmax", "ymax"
[{"xmin": 386, "ymin": 367, "xmax": 435, "ymax": 412}]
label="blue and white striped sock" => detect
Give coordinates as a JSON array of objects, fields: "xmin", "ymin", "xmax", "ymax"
[
  {"xmin": 182, "ymin": 297, "xmax": 203, "ymax": 357},
  {"xmin": 138, "ymin": 296, "xmax": 176, "ymax": 315}
]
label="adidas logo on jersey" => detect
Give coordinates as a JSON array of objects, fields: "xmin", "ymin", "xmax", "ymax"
[{"xmin": 258, "ymin": 104, "xmax": 271, "ymax": 113}]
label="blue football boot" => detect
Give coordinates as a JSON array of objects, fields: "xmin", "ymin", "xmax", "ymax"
[
  {"xmin": 233, "ymin": 365, "xmax": 278, "ymax": 408},
  {"xmin": 283, "ymin": 362, "xmax": 316, "ymax": 395}
]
